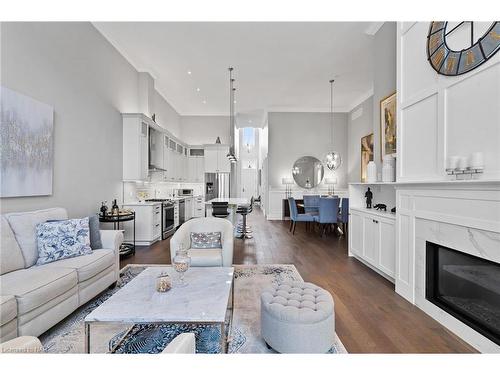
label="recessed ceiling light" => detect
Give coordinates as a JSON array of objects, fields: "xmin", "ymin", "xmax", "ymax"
[
  {"xmin": 196, "ymin": 88, "xmax": 200, "ymax": 92},
  {"xmin": 187, "ymin": 71, "xmax": 192, "ymax": 75},
  {"xmin": 233, "ymin": 100, "xmax": 237, "ymax": 104},
  {"xmin": 202, "ymin": 100, "xmax": 207, "ymax": 104}
]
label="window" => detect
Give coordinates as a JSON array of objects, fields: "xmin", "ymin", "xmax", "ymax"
[{"xmin": 242, "ymin": 127, "xmax": 255, "ymax": 147}]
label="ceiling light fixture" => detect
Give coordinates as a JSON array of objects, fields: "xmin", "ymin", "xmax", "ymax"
[
  {"xmin": 202, "ymin": 100, "xmax": 207, "ymax": 104},
  {"xmin": 196, "ymin": 88, "xmax": 200, "ymax": 92},
  {"xmin": 227, "ymin": 67, "xmax": 237, "ymax": 163},
  {"xmin": 187, "ymin": 71, "xmax": 192, "ymax": 75},
  {"xmin": 324, "ymin": 79, "xmax": 342, "ymax": 171}
]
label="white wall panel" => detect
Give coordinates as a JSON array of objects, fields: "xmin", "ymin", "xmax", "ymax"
[
  {"xmin": 445, "ymin": 62, "xmax": 500, "ymax": 179},
  {"xmin": 400, "ymin": 22, "xmax": 438, "ymax": 103},
  {"xmin": 400, "ymin": 94, "xmax": 439, "ymax": 179},
  {"xmin": 397, "ymin": 22, "xmax": 500, "ymax": 182}
]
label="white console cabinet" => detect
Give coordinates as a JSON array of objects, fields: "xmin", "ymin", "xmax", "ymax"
[
  {"xmin": 348, "ymin": 183, "xmax": 397, "ymax": 282},
  {"xmin": 349, "ymin": 207, "xmax": 396, "ymax": 280}
]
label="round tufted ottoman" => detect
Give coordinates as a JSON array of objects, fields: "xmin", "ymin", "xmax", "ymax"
[{"xmin": 260, "ymin": 281, "xmax": 335, "ymax": 353}]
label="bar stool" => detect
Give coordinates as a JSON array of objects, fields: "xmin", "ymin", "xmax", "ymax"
[
  {"xmin": 237, "ymin": 197, "xmax": 253, "ymax": 239},
  {"xmin": 237, "ymin": 197, "xmax": 254, "ymax": 234},
  {"xmin": 211, "ymin": 202, "xmax": 230, "ymax": 218}
]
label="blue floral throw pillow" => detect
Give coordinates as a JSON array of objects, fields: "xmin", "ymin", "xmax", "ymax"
[
  {"xmin": 35, "ymin": 218, "xmax": 92, "ymax": 265},
  {"xmin": 190, "ymin": 232, "xmax": 222, "ymax": 249}
]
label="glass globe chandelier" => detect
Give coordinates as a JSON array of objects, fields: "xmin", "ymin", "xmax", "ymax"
[{"xmin": 324, "ymin": 79, "xmax": 342, "ymax": 171}]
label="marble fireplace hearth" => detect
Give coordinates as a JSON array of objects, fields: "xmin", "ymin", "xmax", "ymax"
[{"xmin": 395, "ymin": 182, "xmax": 500, "ymax": 353}]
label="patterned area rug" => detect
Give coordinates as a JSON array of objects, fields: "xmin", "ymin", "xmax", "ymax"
[{"xmin": 40, "ymin": 264, "xmax": 347, "ymax": 354}]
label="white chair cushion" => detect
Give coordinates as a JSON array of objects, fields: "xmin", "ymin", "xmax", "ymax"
[
  {"xmin": 0, "ymin": 267, "xmax": 77, "ymax": 315},
  {"xmin": 0, "ymin": 216, "xmax": 25, "ymax": 275},
  {"xmin": 188, "ymin": 249, "xmax": 223, "ymax": 267},
  {"xmin": 261, "ymin": 281, "xmax": 334, "ymax": 324},
  {"xmin": 0, "ymin": 295, "xmax": 17, "ymax": 325},
  {"xmin": 161, "ymin": 333, "xmax": 196, "ymax": 354},
  {"xmin": 40, "ymin": 249, "xmax": 114, "ymax": 282},
  {"xmin": 4, "ymin": 208, "xmax": 68, "ymax": 267}
]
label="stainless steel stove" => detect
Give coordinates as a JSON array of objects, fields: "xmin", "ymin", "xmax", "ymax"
[{"xmin": 145, "ymin": 199, "xmax": 175, "ymax": 239}]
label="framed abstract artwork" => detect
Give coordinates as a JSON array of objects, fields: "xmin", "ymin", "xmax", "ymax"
[
  {"xmin": 361, "ymin": 133, "xmax": 374, "ymax": 183},
  {"xmin": 1, "ymin": 86, "xmax": 54, "ymax": 197},
  {"xmin": 380, "ymin": 92, "xmax": 397, "ymax": 161}
]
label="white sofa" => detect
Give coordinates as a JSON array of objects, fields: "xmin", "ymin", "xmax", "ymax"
[
  {"xmin": 0, "ymin": 208, "xmax": 123, "ymax": 342},
  {"xmin": 170, "ymin": 217, "xmax": 233, "ymax": 267}
]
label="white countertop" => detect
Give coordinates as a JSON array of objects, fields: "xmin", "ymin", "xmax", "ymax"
[
  {"xmin": 350, "ymin": 206, "xmax": 396, "ymax": 220},
  {"xmin": 205, "ymin": 198, "xmax": 250, "ymax": 206},
  {"xmin": 85, "ymin": 266, "xmax": 234, "ymax": 323},
  {"xmin": 122, "ymin": 201, "xmax": 161, "ymax": 206}
]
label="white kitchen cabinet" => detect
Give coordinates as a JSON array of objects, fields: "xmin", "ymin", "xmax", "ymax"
[
  {"xmin": 165, "ymin": 139, "xmax": 177, "ymax": 182},
  {"xmin": 122, "ymin": 203, "xmax": 161, "ymax": 245},
  {"xmin": 185, "ymin": 197, "xmax": 193, "ymax": 220},
  {"xmin": 204, "ymin": 145, "xmax": 230, "ymax": 173},
  {"xmin": 188, "ymin": 156, "xmax": 205, "ymax": 183},
  {"xmin": 174, "ymin": 201, "xmax": 179, "ymax": 228},
  {"xmin": 348, "ymin": 210, "xmax": 363, "ymax": 256},
  {"xmin": 193, "ymin": 195, "xmax": 205, "ymax": 218},
  {"xmin": 122, "ymin": 114, "xmax": 149, "ymax": 181},
  {"xmin": 149, "ymin": 128, "xmax": 164, "ymax": 170},
  {"xmin": 363, "ymin": 216, "xmax": 378, "ymax": 265},
  {"xmin": 378, "ymin": 219, "xmax": 396, "ymax": 277},
  {"xmin": 204, "ymin": 147, "xmax": 218, "ymax": 173},
  {"xmin": 348, "ymin": 207, "xmax": 396, "ymax": 280},
  {"xmin": 188, "ymin": 157, "xmax": 197, "ymax": 182},
  {"xmin": 162, "ymin": 135, "xmax": 170, "ymax": 181}
]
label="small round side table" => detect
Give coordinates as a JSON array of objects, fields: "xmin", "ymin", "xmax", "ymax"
[{"xmin": 99, "ymin": 212, "xmax": 136, "ymax": 258}]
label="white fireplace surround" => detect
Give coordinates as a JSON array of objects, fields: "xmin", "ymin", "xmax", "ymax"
[{"xmin": 395, "ymin": 182, "xmax": 500, "ymax": 353}]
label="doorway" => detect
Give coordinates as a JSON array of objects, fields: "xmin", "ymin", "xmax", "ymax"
[{"xmin": 241, "ymin": 166, "xmax": 258, "ymax": 200}]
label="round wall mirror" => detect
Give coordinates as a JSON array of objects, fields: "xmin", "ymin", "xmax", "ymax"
[{"xmin": 291, "ymin": 156, "xmax": 324, "ymax": 189}]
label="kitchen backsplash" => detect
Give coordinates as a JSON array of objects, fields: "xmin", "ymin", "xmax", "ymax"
[{"xmin": 123, "ymin": 180, "xmax": 204, "ymax": 203}]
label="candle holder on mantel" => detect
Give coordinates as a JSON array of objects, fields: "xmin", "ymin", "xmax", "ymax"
[{"xmin": 446, "ymin": 167, "xmax": 484, "ymax": 180}]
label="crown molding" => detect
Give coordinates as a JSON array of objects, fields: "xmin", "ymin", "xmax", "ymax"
[
  {"xmin": 266, "ymin": 106, "xmax": 350, "ymax": 113},
  {"xmin": 347, "ymin": 88, "xmax": 374, "ymax": 112},
  {"xmin": 364, "ymin": 22, "xmax": 385, "ymax": 36}
]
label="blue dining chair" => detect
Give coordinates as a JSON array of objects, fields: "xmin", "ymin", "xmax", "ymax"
[
  {"xmin": 288, "ymin": 197, "xmax": 315, "ymax": 235},
  {"xmin": 313, "ymin": 197, "xmax": 340, "ymax": 237},
  {"xmin": 338, "ymin": 198, "xmax": 349, "ymax": 236},
  {"xmin": 303, "ymin": 195, "xmax": 320, "ymax": 216}
]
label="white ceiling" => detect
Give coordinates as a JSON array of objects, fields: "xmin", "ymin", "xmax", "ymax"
[{"xmin": 94, "ymin": 22, "xmax": 378, "ymax": 116}]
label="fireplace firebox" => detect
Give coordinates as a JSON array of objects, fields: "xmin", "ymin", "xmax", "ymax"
[{"xmin": 426, "ymin": 242, "xmax": 500, "ymax": 345}]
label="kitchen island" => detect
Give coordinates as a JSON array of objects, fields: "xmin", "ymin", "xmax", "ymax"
[{"xmin": 205, "ymin": 198, "xmax": 250, "ymax": 225}]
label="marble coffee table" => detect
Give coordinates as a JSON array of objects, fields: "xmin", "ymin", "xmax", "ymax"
[{"xmin": 84, "ymin": 266, "xmax": 234, "ymax": 353}]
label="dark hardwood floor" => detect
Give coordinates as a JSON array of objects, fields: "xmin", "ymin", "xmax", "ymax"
[{"xmin": 121, "ymin": 207, "xmax": 476, "ymax": 353}]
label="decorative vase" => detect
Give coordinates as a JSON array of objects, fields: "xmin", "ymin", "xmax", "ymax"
[
  {"xmin": 173, "ymin": 245, "xmax": 191, "ymax": 287},
  {"xmin": 367, "ymin": 161, "xmax": 377, "ymax": 183},
  {"xmin": 382, "ymin": 155, "xmax": 395, "ymax": 182}
]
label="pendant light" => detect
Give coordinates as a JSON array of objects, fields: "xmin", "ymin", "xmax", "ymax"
[
  {"xmin": 226, "ymin": 67, "xmax": 237, "ymax": 163},
  {"xmin": 324, "ymin": 79, "xmax": 342, "ymax": 171}
]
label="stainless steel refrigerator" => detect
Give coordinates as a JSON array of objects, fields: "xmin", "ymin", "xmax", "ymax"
[{"xmin": 205, "ymin": 173, "xmax": 230, "ymax": 201}]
